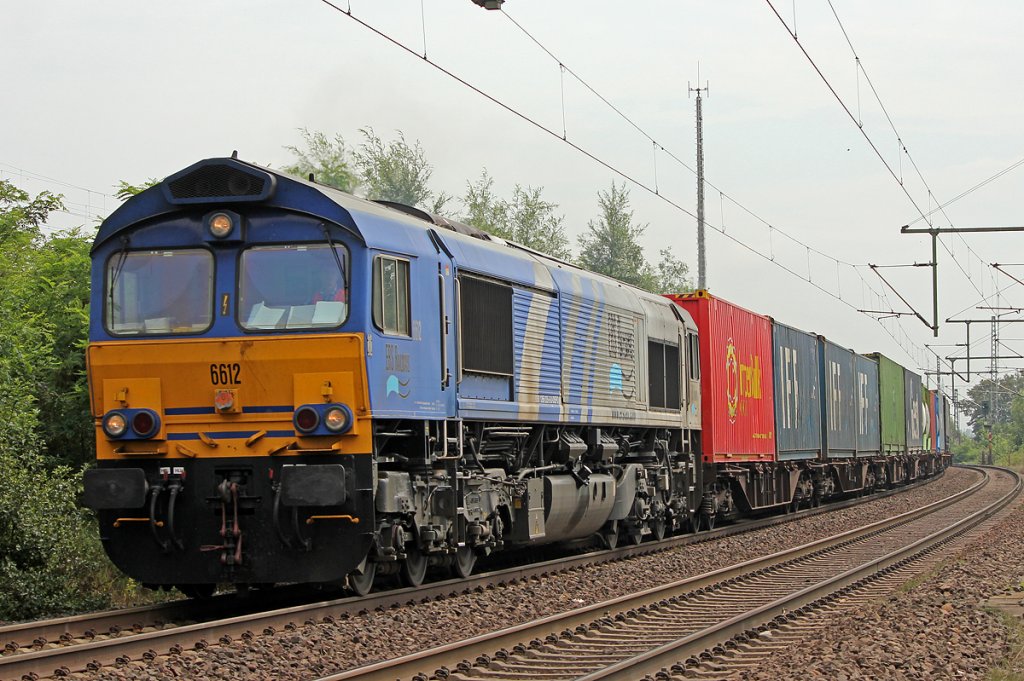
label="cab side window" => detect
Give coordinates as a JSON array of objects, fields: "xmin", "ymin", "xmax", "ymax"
[
  {"xmin": 687, "ymin": 333, "xmax": 701, "ymax": 380},
  {"xmin": 648, "ymin": 340, "xmax": 681, "ymax": 410},
  {"xmin": 373, "ymin": 255, "xmax": 410, "ymax": 336}
]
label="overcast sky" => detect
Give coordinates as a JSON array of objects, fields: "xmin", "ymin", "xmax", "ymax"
[{"xmin": 4, "ymin": 1, "xmax": 1024, "ymax": 402}]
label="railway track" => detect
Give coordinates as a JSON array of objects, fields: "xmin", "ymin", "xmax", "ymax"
[
  {"xmin": 307, "ymin": 465, "xmax": 1018, "ymax": 681},
  {"xmin": 0, "ymin": 469, "xmax": 954, "ymax": 680}
]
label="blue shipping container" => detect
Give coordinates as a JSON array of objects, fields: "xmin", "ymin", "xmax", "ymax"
[
  {"xmin": 772, "ymin": 321, "xmax": 821, "ymax": 461},
  {"xmin": 819, "ymin": 337, "xmax": 857, "ymax": 458},
  {"xmin": 855, "ymin": 354, "xmax": 882, "ymax": 457}
]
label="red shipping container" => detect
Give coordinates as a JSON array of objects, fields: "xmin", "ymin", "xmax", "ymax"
[{"xmin": 666, "ymin": 291, "xmax": 776, "ymax": 463}]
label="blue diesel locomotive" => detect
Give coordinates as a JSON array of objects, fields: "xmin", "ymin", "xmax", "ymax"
[{"xmin": 82, "ymin": 157, "xmax": 705, "ymax": 595}]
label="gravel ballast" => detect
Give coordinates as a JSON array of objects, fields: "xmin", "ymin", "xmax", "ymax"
[
  {"xmin": 731, "ymin": 471, "xmax": 1024, "ymax": 680},
  {"xmin": 76, "ymin": 467, "xmax": 984, "ymax": 681}
]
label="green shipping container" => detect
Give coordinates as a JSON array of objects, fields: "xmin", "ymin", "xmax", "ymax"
[{"xmin": 867, "ymin": 352, "xmax": 906, "ymax": 455}]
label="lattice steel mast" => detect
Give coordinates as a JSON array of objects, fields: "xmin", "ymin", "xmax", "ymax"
[{"xmin": 689, "ymin": 76, "xmax": 709, "ymax": 290}]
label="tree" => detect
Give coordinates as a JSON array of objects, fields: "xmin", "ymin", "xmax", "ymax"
[
  {"xmin": 960, "ymin": 371, "xmax": 1024, "ymax": 432},
  {"xmin": 0, "ymin": 181, "xmax": 62, "ymax": 245},
  {"xmin": 460, "ymin": 171, "xmax": 571, "ymax": 260},
  {"xmin": 0, "ymin": 179, "xmax": 140, "ymax": 619},
  {"xmin": 653, "ymin": 247, "xmax": 694, "ymax": 295},
  {"xmin": 283, "ymin": 127, "xmax": 359, "ymax": 193},
  {"xmin": 354, "ymin": 127, "xmax": 450, "ymax": 211},
  {"xmin": 505, "ymin": 185, "xmax": 571, "ymax": 260},
  {"xmin": 577, "ymin": 182, "xmax": 693, "ymax": 293},
  {"xmin": 28, "ymin": 229, "xmax": 93, "ymax": 466},
  {"xmin": 115, "ymin": 178, "xmax": 159, "ymax": 200},
  {"xmin": 462, "ymin": 170, "xmax": 508, "ymax": 236},
  {"xmin": 578, "ymin": 182, "xmax": 656, "ymax": 289}
]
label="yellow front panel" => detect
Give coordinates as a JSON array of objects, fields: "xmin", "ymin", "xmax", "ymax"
[{"xmin": 88, "ymin": 334, "xmax": 371, "ymax": 459}]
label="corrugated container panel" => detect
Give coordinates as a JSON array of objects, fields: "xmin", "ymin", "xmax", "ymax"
[
  {"xmin": 667, "ymin": 291, "xmax": 775, "ymax": 464},
  {"xmin": 934, "ymin": 392, "xmax": 945, "ymax": 452},
  {"xmin": 904, "ymin": 368, "xmax": 924, "ymax": 452},
  {"xmin": 819, "ymin": 338, "xmax": 857, "ymax": 457},
  {"xmin": 855, "ymin": 354, "xmax": 881, "ymax": 457},
  {"xmin": 771, "ymin": 321, "xmax": 821, "ymax": 461},
  {"xmin": 868, "ymin": 353, "xmax": 906, "ymax": 455},
  {"xmin": 559, "ymin": 293, "xmax": 643, "ymax": 410},
  {"xmin": 512, "ymin": 288, "xmax": 562, "ymax": 403}
]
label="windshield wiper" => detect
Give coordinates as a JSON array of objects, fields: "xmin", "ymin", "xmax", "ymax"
[
  {"xmin": 320, "ymin": 223, "xmax": 346, "ymax": 284},
  {"xmin": 107, "ymin": 236, "xmax": 131, "ymax": 313}
]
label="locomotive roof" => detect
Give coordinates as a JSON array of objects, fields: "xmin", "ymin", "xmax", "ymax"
[{"xmin": 94, "ymin": 156, "xmax": 695, "ymax": 332}]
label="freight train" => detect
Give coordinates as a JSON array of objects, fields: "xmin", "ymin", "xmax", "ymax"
[{"xmin": 81, "ymin": 157, "xmax": 951, "ymax": 597}]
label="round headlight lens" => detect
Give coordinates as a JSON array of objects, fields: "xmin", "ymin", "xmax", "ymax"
[
  {"xmin": 103, "ymin": 412, "xmax": 128, "ymax": 438},
  {"xmin": 209, "ymin": 213, "xmax": 233, "ymax": 238},
  {"xmin": 132, "ymin": 410, "xmax": 157, "ymax": 438},
  {"xmin": 323, "ymin": 406, "xmax": 351, "ymax": 433},
  {"xmin": 294, "ymin": 406, "xmax": 320, "ymax": 433}
]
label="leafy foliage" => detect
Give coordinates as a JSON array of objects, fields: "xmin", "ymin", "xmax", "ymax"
[
  {"xmin": 354, "ymin": 127, "xmax": 450, "ymax": 211},
  {"xmin": 958, "ymin": 371, "xmax": 1024, "ymax": 431},
  {"xmin": 0, "ymin": 180, "xmax": 142, "ymax": 620},
  {"xmin": 115, "ymin": 178, "xmax": 160, "ymax": 200},
  {"xmin": 949, "ymin": 370, "xmax": 1024, "ymax": 467},
  {"xmin": 653, "ymin": 248, "xmax": 694, "ymax": 295},
  {"xmin": 27, "ymin": 230, "xmax": 93, "ymax": 467},
  {"xmin": 577, "ymin": 182, "xmax": 693, "ymax": 293},
  {"xmin": 0, "ymin": 181, "xmax": 62, "ymax": 245},
  {"xmin": 462, "ymin": 170, "xmax": 508, "ymax": 236},
  {"xmin": 0, "ymin": 430, "xmax": 114, "ymax": 619},
  {"xmin": 461, "ymin": 170, "xmax": 571, "ymax": 260},
  {"xmin": 283, "ymin": 128, "xmax": 359, "ymax": 193}
]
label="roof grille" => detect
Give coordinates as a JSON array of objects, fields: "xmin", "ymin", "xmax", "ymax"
[{"xmin": 163, "ymin": 161, "xmax": 274, "ymax": 204}]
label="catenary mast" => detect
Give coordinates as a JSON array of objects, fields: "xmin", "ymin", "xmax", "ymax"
[{"xmin": 690, "ymin": 76, "xmax": 709, "ymax": 290}]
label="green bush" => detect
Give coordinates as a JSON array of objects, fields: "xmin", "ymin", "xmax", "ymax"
[
  {"xmin": 0, "ymin": 366, "xmax": 116, "ymax": 619},
  {"xmin": 0, "ymin": 180, "xmax": 152, "ymax": 621}
]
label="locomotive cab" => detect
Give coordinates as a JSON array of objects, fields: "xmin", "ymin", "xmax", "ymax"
[{"xmin": 85, "ymin": 159, "xmax": 379, "ymax": 589}]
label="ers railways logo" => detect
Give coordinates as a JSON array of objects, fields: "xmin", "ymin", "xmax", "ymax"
[
  {"xmin": 724, "ymin": 337, "xmax": 763, "ymax": 423},
  {"xmin": 725, "ymin": 341, "xmax": 739, "ymax": 421}
]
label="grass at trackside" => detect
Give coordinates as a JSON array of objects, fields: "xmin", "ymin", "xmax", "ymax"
[{"xmin": 986, "ymin": 605, "xmax": 1024, "ymax": 680}]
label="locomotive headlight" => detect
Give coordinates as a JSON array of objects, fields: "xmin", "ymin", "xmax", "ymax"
[
  {"xmin": 208, "ymin": 212, "xmax": 233, "ymax": 238},
  {"xmin": 294, "ymin": 406, "xmax": 320, "ymax": 433},
  {"xmin": 323, "ymin": 405, "xmax": 352, "ymax": 433},
  {"xmin": 131, "ymin": 409, "xmax": 160, "ymax": 439},
  {"xmin": 103, "ymin": 411, "xmax": 128, "ymax": 438}
]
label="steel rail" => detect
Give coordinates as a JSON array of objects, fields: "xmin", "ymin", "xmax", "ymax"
[
  {"xmin": 583, "ymin": 466, "xmax": 1021, "ymax": 680},
  {"xmin": 309, "ymin": 465, "xmax": 993, "ymax": 681},
  {"xmin": 0, "ymin": 469, "xmax": 943, "ymax": 679}
]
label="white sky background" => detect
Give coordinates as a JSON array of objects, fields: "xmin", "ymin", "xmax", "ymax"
[{"xmin": 4, "ymin": 0, "xmax": 1024, "ymax": 407}]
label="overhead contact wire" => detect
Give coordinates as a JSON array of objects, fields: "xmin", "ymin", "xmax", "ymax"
[{"xmin": 318, "ymin": 0, "xmax": 928, "ymax": 365}]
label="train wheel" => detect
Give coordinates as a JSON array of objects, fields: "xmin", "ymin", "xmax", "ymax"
[
  {"xmin": 627, "ymin": 524, "xmax": 643, "ymax": 545},
  {"xmin": 348, "ymin": 562, "xmax": 377, "ymax": 597},
  {"xmin": 401, "ymin": 544, "xmax": 429, "ymax": 587},
  {"xmin": 600, "ymin": 520, "xmax": 619, "ymax": 549},
  {"xmin": 700, "ymin": 512, "xmax": 716, "ymax": 531},
  {"xmin": 452, "ymin": 547, "xmax": 476, "ymax": 579},
  {"xmin": 650, "ymin": 517, "xmax": 667, "ymax": 541}
]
